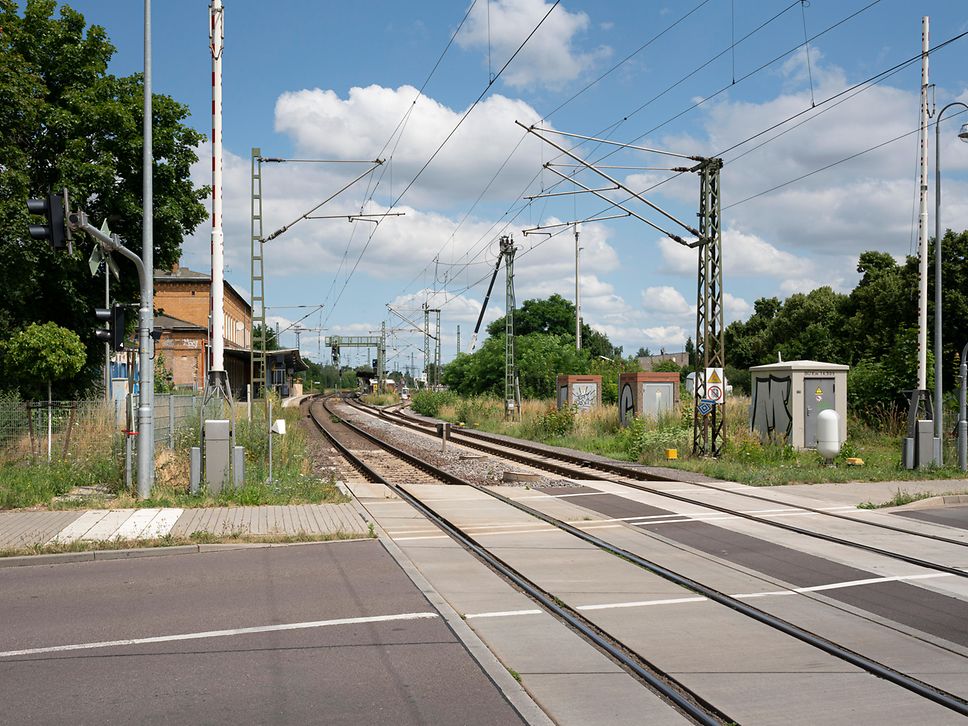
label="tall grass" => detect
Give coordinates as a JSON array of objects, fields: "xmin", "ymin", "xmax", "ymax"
[
  {"xmin": 430, "ymin": 392, "xmax": 967, "ymax": 485},
  {"xmin": 2, "ymin": 394, "xmax": 346, "ymax": 509}
]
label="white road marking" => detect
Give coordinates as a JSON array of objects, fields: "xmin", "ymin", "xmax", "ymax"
[
  {"xmin": 47, "ymin": 511, "xmax": 109, "ymax": 544},
  {"xmin": 81, "ymin": 510, "xmax": 136, "ymax": 540},
  {"xmin": 465, "ymin": 609, "xmax": 544, "ymax": 619},
  {"xmin": 734, "ymin": 572, "xmax": 955, "ymax": 599},
  {"xmin": 393, "ymin": 523, "xmax": 624, "ymax": 541},
  {"xmin": 112, "ymin": 509, "xmax": 162, "ymax": 539},
  {"xmin": 141, "ymin": 508, "xmax": 183, "ymax": 538},
  {"xmin": 0, "ymin": 612, "xmax": 440, "ymax": 659},
  {"xmin": 461, "ymin": 573, "xmax": 956, "ymax": 620}
]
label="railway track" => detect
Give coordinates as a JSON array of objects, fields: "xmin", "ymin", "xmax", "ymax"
[
  {"xmin": 348, "ymin": 397, "xmax": 968, "ymax": 579},
  {"xmin": 309, "ymin": 394, "xmax": 968, "ymax": 720}
]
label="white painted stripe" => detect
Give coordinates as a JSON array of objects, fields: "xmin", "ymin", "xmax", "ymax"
[
  {"xmin": 0, "ymin": 611, "xmax": 440, "ymax": 659},
  {"xmin": 465, "ymin": 609, "xmax": 544, "ymax": 619},
  {"xmin": 141, "ymin": 508, "xmax": 183, "ymax": 538},
  {"xmin": 461, "ymin": 573, "xmax": 956, "ymax": 620},
  {"xmin": 112, "ymin": 509, "xmax": 161, "ymax": 539},
  {"xmin": 394, "ymin": 523, "xmax": 624, "ymax": 541},
  {"xmin": 734, "ymin": 572, "xmax": 954, "ymax": 599},
  {"xmin": 579, "ymin": 596, "xmax": 706, "ymax": 610},
  {"xmin": 48, "ymin": 511, "xmax": 109, "ymax": 544},
  {"xmin": 82, "ymin": 510, "xmax": 136, "ymax": 540}
]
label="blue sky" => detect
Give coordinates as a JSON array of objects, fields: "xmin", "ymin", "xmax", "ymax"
[{"xmin": 59, "ymin": 1, "xmax": 968, "ymax": 372}]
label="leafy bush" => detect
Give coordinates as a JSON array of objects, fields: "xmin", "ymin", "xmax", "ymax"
[
  {"xmin": 617, "ymin": 416, "xmax": 690, "ymax": 462},
  {"xmin": 411, "ymin": 389, "xmax": 458, "ymax": 417},
  {"xmin": 539, "ymin": 406, "xmax": 575, "ymax": 437},
  {"xmin": 652, "ymin": 359, "xmax": 681, "ymax": 373}
]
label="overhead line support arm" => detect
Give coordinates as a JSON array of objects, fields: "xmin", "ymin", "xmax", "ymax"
[{"xmin": 517, "ymin": 120, "xmax": 701, "ymax": 238}]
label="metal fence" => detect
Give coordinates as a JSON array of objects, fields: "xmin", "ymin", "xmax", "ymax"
[{"xmin": 0, "ymin": 393, "xmax": 212, "ymax": 462}]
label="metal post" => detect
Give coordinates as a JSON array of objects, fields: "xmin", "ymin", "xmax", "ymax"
[
  {"xmin": 47, "ymin": 380, "xmax": 52, "ymax": 463},
  {"xmin": 575, "ymin": 222, "xmax": 582, "ymax": 351},
  {"xmin": 934, "ymin": 101, "xmax": 968, "ymax": 463},
  {"xmin": 139, "ymin": 0, "xmax": 155, "ymax": 498},
  {"xmin": 434, "ymin": 310, "xmax": 441, "ymax": 388},
  {"xmin": 502, "ymin": 235, "xmax": 518, "ymax": 420},
  {"xmin": 423, "ymin": 303, "xmax": 430, "ymax": 388},
  {"xmin": 168, "ymin": 394, "xmax": 175, "ymax": 448},
  {"xmin": 250, "ymin": 149, "xmax": 266, "ymax": 401},
  {"xmin": 916, "ymin": 16, "xmax": 929, "ymax": 394},
  {"xmin": 267, "ymin": 396, "xmax": 273, "ymax": 483},
  {"xmin": 693, "ymin": 159, "xmax": 725, "ymax": 457},
  {"xmin": 104, "ymin": 268, "xmax": 111, "ymax": 401},
  {"xmin": 960, "ymin": 342, "xmax": 968, "ymax": 471}
]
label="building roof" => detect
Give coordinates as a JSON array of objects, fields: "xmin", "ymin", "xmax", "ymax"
[
  {"xmin": 750, "ymin": 360, "xmax": 849, "ymax": 372},
  {"xmin": 265, "ymin": 348, "xmax": 309, "ymax": 372},
  {"xmin": 154, "ymin": 313, "xmax": 205, "ymax": 332},
  {"xmin": 154, "ymin": 264, "xmax": 251, "ymax": 313}
]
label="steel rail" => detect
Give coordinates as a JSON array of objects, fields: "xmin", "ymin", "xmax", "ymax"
[
  {"xmin": 365, "ymin": 401, "xmax": 968, "ymax": 567},
  {"xmin": 307, "ymin": 396, "xmax": 731, "ymax": 726},
  {"xmin": 325, "ymin": 396, "xmax": 968, "ymax": 717}
]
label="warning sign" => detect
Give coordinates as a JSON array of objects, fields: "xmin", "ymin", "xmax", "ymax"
[
  {"xmin": 815, "ymin": 386, "xmax": 823, "ymax": 396},
  {"xmin": 705, "ymin": 368, "xmax": 725, "ymax": 403}
]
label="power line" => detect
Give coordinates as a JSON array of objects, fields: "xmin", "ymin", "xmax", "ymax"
[
  {"xmin": 724, "ymin": 106, "xmax": 968, "ymax": 211},
  {"xmin": 545, "ymin": 28, "xmax": 968, "ymax": 243},
  {"xmin": 388, "ymin": 0, "xmax": 724, "ymax": 304},
  {"xmin": 398, "ymin": 0, "xmax": 849, "ymax": 298},
  {"xmin": 324, "ymin": 1, "xmax": 561, "ymax": 327}
]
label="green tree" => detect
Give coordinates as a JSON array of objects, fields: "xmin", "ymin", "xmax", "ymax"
[
  {"xmin": 0, "ymin": 1, "xmax": 207, "ymax": 393},
  {"xmin": 486, "ymin": 293, "xmax": 622, "ymax": 359},
  {"xmin": 0, "ymin": 321, "xmax": 86, "ymax": 399},
  {"xmin": 252, "ymin": 323, "xmax": 280, "ymax": 351}
]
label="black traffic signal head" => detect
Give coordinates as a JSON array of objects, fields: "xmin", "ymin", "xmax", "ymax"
[
  {"xmin": 27, "ymin": 191, "xmax": 69, "ymax": 251},
  {"xmin": 94, "ymin": 305, "xmax": 126, "ymax": 351}
]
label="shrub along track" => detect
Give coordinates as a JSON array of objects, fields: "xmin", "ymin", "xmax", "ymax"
[{"xmin": 309, "ymin": 394, "xmax": 968, "ymax": 719}]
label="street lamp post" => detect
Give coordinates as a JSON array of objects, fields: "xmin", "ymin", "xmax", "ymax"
[{"xmin": 934, "ymin": 102, "xmax": 968, "ymax": 463}]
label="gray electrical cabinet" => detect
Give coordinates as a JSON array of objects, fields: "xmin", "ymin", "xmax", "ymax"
[
  {"xmin": 204, "ymin": 419, "xmax": 231, "ymax": 493},
  {"xmin": 750, "ymin": 360, "xmax": 848, "ymax": 450}
]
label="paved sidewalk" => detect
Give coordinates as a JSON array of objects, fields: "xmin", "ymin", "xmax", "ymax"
[{"xmin": 0, "ymin": 503, "xmax": 368, "ymax": 550}]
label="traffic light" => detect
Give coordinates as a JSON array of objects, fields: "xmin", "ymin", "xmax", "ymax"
[
  {"xmin": 95, "ymin": 305, "xmax": 126, "ymax": 351},
  {"xmin": 26, "ymin": 190, "xmax": 69, "ymax": 251},
  {"xmin": 332, "ymin": 345, "xmax": 339, "ymax": 365}
]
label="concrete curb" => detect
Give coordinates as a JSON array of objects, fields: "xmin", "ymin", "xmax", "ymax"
[
  {"xmin": 345, "ymin": 488, "xmax": 553, "ymax": 726},
  {"xmin": 891, "ymin": 493, "xmax": 968, "ymax": 510},
  {"xmin": 0, "ymin": 536, "xmax": 373, "ymax": 569}
]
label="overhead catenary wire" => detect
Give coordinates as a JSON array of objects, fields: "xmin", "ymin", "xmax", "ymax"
[
  {"xmin": 323, "ymin": 1, "xmax": 562, "ymax": 329},
  {"xmin": 392, "ymin": 0, "xmax": 866, "ymax": 306},
  {"xmin": 384, "ymin": 0, "xmax": 899, "ymax": 355},
  {"xmin": 388, "ymin": 0, "xmax": 723, "ymax": 304}
]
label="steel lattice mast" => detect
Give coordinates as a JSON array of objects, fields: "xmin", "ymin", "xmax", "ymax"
[
  {"xmin": 502, "ymin": 235, "xmax": 519, "ymax": 420},
  {"xmin": 693, "ymin": 159, "xmax": 724, "ymax": 457},
  {"xmin": 519, "ymin": 122, "xmax": 726, "ymax": 455},
  {"xmin": 250, "ymin": 149, "xmax": 266, "ymax": 400}
]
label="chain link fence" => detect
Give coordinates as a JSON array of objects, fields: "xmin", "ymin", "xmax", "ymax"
[{"xmin": 0, "ymin": 393, "xmax": 213, "ymax": 463}]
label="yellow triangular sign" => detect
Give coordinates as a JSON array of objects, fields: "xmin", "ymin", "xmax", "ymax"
[{"xmin": 708, "ymin": 370, "xmax": 722, "ymax": 384}]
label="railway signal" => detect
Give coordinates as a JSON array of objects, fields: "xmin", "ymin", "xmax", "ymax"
[
  {"xmin": 26, "ymin": 189, "xmax": 71, "ymax": 252},
  {"xmin": 94, "ymin": 305, "xmax": 126, "ymax": 351}
]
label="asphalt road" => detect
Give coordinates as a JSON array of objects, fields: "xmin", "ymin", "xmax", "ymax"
[
  {"xmin": 0, "ymin": 541, "xmax": 525, "ymax": 725},
  {"xmin": 895, "ymin": 505, "xmax": 968, "ymax": 531}
]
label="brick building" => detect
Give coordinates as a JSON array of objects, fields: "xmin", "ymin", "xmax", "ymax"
[
  {"xmin": 153, "ymin": 264, "xmax": 307, "ymax": 397},
  {"xmin": 154, "ymin": 265, "xmax": 251, "ymax": 393}
]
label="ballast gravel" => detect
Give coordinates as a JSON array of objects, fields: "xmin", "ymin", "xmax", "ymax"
[{"xmin": 333, "ymin": 401, "xmax": 577, "ymax": 489}]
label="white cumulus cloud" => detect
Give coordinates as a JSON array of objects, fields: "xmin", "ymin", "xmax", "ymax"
[{"xmin": 457, "ymin": 0, "xmax": 610, "ymax": 89}]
